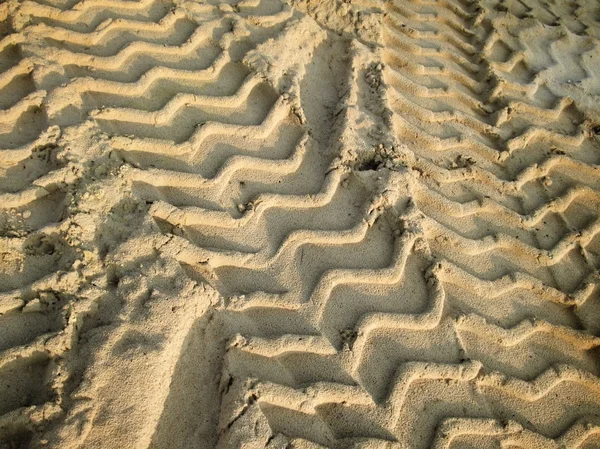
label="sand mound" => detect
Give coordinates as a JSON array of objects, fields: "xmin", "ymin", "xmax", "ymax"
[{"xmin": 1, "ymin": 0, "xmax": 599, "ymax": 448}]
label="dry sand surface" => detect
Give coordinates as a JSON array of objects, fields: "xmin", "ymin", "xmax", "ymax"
[{"xmin": 1, "ymin": 0, "xmax": 600, "ymax": 447}]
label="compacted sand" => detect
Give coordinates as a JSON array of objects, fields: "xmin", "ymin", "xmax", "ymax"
[{"xmin": 1, "ymin": 0, "xmax": 600, "ymax": 448}]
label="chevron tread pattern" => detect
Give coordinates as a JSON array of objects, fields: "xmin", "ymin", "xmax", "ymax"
[{"xmin": 1, "ymin": 0, "xmax": 599, "ymax": 448}]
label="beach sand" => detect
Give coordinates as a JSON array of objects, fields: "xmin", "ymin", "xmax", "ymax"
[{"xmin": 1, "ymin": 0, "xmax": 600, "ymax": 448}]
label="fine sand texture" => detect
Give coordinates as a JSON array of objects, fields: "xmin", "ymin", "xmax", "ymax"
[{"xmin": 1, "ymin": 0, "xmax": 600, "ymax": 448}]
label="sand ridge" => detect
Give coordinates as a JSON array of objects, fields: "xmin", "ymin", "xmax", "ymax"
[{"xmin": 0, "ymin": 0, "xmax": 599, "ymax": 448}]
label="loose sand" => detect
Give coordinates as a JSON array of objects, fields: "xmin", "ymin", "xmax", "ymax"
[{"xmin": 0, "ymin": 0, "xmax": 599, "ymax": 448}]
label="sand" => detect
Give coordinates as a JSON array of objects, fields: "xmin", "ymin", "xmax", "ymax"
[{"xmin": 0, "ymin": 0, "xmax": 599, "ymax": 448}]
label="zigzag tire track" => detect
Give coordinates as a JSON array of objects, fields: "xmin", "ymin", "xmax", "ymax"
[
  {"xmin": 0, "ymin": 0, "xmax": 599, "ymax": 448},
  {"xmin": 379, "ymin": 0, "xmax": 600, "ymax": 447}
]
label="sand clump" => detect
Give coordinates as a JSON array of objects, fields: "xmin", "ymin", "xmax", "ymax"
[{"xmin": 0, "ymin": 0, "xmax": 599, "ymax": 448}]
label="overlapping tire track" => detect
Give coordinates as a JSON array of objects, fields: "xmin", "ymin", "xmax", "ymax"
[{"xmin": 0, "ymin": 0, "xmax": 599, "ymax": 448}]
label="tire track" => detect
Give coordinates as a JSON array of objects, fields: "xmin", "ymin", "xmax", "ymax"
[
  {"xmin": 380, "ymin": 0, "xmax": 600, "ymax": 447},
  {"xmin": 1, "ymin": 0, "xmax": 599, "ymax": 448}
]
